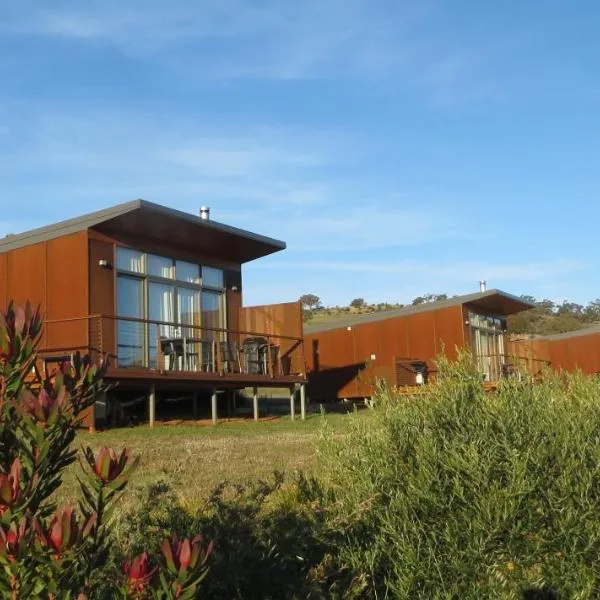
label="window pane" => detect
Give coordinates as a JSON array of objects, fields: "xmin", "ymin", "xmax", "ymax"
[
  {"xmin": 148, "ymin": 282, "xmax": 175, "ymax": 335},
  {"xmin": 202, "ymin": 266, "xmax": 224, "ymax": 288},
  {"xmin": 116, "ymin": 248, "xmax": 144, "ymax": 273},
  {"xmin": 178, "ymin": 288, "xmax": 201, "ymax": 336},
  {"xmin": 148, "ymin": 283, "xmax": 175, "ymax": 368},
  {"xmin": 176, "ymin": 261, "xmax": 200, "ymax": 284},
  {"xmin": 148, "ymin": 255, "xmax": 173, "ymax": 279},
  {"xmin": 116, "ymin": 276, "xmax": 145, "ymax": 367},
  {"xmin": 201, "ymin": 291, "xmax": 223, "ymax": 340},
  {"xmin": 117, "ymin": 275, "xmax": 144, "ymax": 318}
]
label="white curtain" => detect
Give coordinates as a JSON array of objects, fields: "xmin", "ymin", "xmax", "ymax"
[{"xmin": 116, "ymin": 248, "xmax": 144, "ymax": 273}]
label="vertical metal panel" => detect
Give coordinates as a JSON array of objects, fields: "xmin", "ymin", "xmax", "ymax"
[
  {"xmin": 549, "ymin": 332, "xmax": 600, "ymax": 374},
  {"xmin": 7, "ymin": 242, "xmax": 47, "ymax": 310},
  {"xmin": 7, "ymin": 243, "xmax": 47, "ymax": 347},
  {"xmin": 89, "ymin": 238, "xmax": 116, "ymax": 360},
  {"xmin": 46, "ymin": 233, "xmax": 89, "ymax": 352},
  {"xmin": 0, "ymin": 252, "xmax": 6, "ymax": 310},
  {"xmin": 434, "ymin": 306, "xmax": 467, "ymax": 359}
]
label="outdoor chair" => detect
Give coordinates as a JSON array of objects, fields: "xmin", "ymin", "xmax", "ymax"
[{"xmin": 219, "ymin": 340, "xmax": 242, "ymax": 374}]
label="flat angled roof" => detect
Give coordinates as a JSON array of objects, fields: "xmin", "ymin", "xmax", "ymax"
[
  {"xmin": 304, "ymin": 289, "xmax": 533, "ymax": 334},
  {"xmin": 0, "ymin": 199, "xmax": 286, "ymax": 263}
]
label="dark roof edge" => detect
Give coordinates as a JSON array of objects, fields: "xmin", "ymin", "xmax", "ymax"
[
  {"xmin": 0, "ymin": 200, "xmax": 142, "ymax": 253},
  {"xmin": 540, "ymin": 324, "xmax": 600, "ymax": 341},
  {"xmin": 0, "ymin": 199, "xmax": 286, "ymax": 253},
  {"xmin": 136, "ymin": 200, "xmax": 286, "ymax": 250},
  {"xmin": 304, "ymin": 289, "xmax": 533, "ymax": 334}
]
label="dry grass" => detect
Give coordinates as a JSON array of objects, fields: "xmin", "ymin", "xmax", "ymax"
[{"xmin": 55, "ymin": 411, "xmax": 358, "ymax": 513}]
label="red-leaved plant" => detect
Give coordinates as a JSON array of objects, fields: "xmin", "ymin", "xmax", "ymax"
[{"xmin": 0, "ymin": 302, "xmax": 212, "ymax": 598}]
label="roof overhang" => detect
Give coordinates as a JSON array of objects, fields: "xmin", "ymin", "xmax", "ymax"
[
  {"xmin": 0, "ymin": 200, "xmax": 286, "ymax": 264},
  {"xmin": 463, "ymin": 290, "xmax": 534, "ymax": 316}
]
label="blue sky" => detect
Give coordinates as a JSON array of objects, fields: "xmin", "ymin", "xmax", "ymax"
[{"xmin": 1, "ymin": 0, "xmax": 599, "ymax": 307}]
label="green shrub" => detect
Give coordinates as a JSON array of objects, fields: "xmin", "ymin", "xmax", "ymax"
[
  {"xmin": 0, "ymin": 302, "xmax": 212, "ymax": 599},
  {"xmin": 119, "ymin": 473, "xmax": 332, "ymax": 599},
  {"xmin": 317, "ymin": 352, "xmax": 600, "ymax": 598}
]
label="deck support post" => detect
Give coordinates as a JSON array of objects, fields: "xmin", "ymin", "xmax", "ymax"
[
  {"xmin": 290, "ymin": 385, "xmax": 296, "ymax": 421},
  {"xmin": 211, "ymin": 389, "xmax": 218, "ymax": 425},
  {"xmin": 300, "ymin": 384, "xmax": 306, "ymax": 421},
  {"xmin": 253, "ymin": 386, "xmax": 259, "ymax": 421},
  {"xmin": 193, "ymin": 391, "xmax": 199, "ymax": 420},
  {"xmin": 149, "ymin": 385, "xmax": 156, "ymax": 428}
]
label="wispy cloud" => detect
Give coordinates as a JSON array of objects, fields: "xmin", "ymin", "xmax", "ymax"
[
  {"xmin": 2, "ymin": 0, "xmax": 504, "ymax": 103},
  {"xmin": 255, "ymin": 258, "xmax": 585, "ymax": 282}
]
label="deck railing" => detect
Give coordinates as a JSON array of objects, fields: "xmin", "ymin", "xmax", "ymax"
[
  {"xmin": 475, "ymin": 352, "xmax": 551, "ymax": 382},
  {"xmin": 39, "ymin": 314, "xmax": 306, "ymax": 379}
]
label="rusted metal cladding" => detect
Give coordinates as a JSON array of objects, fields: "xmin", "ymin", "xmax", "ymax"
[
  {"xmin": 239, "ymin": 301, "xmax": 304, "ymax": 374},
  {"xmin": 0, "ymin": 252, "xmax": 7, "ymax": 310},
  {"xmin": 549, "ymin": 333, "xmax": 600, "ymax": 373},
  {"xmin": 89, "ymin": 237, "xmax": 116, "ymax": 362},
  {"xmin": 505, "ymin": 338, "xmax": 552, "ymax": 376},
  {"xmin": 306, "ymin": 305, "xmax": 467, "ymax": 401},
  {"xmin": 45, "ymin": 233, "xmax": 89, "ymax": 353},
  {"xmin": 2, "ymin": 233, "xmax": 89, "ymax": 352},
  {"xmin": 1, "ymin": 232, "xmax": 93, "ymax": 428}
]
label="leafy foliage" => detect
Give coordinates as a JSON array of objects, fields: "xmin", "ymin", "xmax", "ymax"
[
  {"xmin": 120, "ymin": 474, "xmax": 330, "ymax": 599},
  {"xmin": 316, "ymin": 353, "xmax": 600, "ymax": 598},
  {"xmin": 0, "ymin": 302, "xmax": 213, "ymax": 599},
  {"xmin": 508, "ymin": 296, "xmax": 600, "ymax": 335}
]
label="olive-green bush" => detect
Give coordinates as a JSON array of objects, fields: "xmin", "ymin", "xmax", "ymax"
[{"xmin": 317, "ymin": 353, "xmax": 600, "ymax": 598}]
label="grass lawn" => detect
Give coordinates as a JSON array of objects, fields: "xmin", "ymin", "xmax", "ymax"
[{"xmin": 56, "ymin": 411, "xmax": 361, "ymax": 514}]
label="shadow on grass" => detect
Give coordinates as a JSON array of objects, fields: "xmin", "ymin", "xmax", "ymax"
[{"xmin": 523, "ymin": 588, "xmax": 558, "ymax": 600}]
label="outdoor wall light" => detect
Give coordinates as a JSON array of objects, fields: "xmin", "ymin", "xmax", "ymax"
[
  {"xmin": 347, "ymin": 326, "xmax": 352, "ymax": 331},
  {"xmin": 98, "ymin": 259, "xmax": 111, "ymax": 269},
  {"xmin": 231, "ymin": 285, "xmax": 239, "ymax": 292},
  {"xmin": 370, "ymin": 353, "xmax": 376, "ymax": 361}
]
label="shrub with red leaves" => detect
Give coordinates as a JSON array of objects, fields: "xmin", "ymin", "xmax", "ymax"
[{"xmin": 0, "ymin": 302, "xmax": 212, "ymax": 598}]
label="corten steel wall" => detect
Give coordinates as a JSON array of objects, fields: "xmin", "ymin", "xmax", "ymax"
[
  {"xmin": 547, "ymin": 333, "xmax": 600, "ymax": 374},
  {"xmin": 239, "ymin": 301, "xmax": 304, "ymax": 375},
  {"xmin": 0, "ymin": 231, "xmax": 93, "ymax": 428},
  {"xmin": 0, "ymin": 232, "xmax": 89, "ymax": 352},
  {"xmin": 507, "ymin": 333, "xmax": 600, "ymax": 375},
  {"xmin": 505, "ymin": 338, "xmax": 551, "ymax": 376},
  {"xmin": 305, "ymin": 305, "xmax": 466, "ymax": 401},
  {"xmin": 0, "ymin": 252, "xmax": 7, "ymax": 309}
]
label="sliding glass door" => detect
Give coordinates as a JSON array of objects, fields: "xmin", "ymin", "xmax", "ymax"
[
  {"xmin": 116, "ymin": 275, "xmax": 145, "ymax": 368},
  {"xmin": 148, "ymin": 283, "xmax": 175, "ymax": 368},
  {"xmin": 469, "ymin": 312, "xmax": 506, "ymax": 381},
  {"xmin": 115, "ymin": 247, "xmax": 226, "ymax": 371}
]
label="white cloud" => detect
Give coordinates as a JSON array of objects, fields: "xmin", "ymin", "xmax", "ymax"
[
  {"xmin": 3, "ymin": 0, "xmax": 501, "ymax": 103},
  {"xmin": 255, "ymin": 258, "xmax": 585, "ymax": 282}
]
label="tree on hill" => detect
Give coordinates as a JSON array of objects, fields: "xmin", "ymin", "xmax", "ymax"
[
  {"xmin": 507, "ymin": 295, "xmax": 600, "ymax": 335},
  {"xmin": 412, "ymin": 293, "xmax": 448, "ymax": 305},
  {"xmin": 350, "ymin": 298, "xmax": 366, "ymax": 309},
  {"xmin": 299, "ymin": 294, "xmax": 322, "ymax": 312}
]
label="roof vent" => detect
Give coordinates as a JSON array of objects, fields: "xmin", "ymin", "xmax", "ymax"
[
  {"xmin": 479, "ymin": 280, "xmax": 487, "ymax": 293},
  {"xmin": 199, "ymin": 206, "xmax": 210, "ymax": 220}
]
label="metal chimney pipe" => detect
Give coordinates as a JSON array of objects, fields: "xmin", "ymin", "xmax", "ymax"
[
  {"xmin": 200, "ymin": 206, "xmax": 210, "ymax": 220},
  {"xmin": 479, "ymin": 280, "xmax": 487, "ymax": 293}
]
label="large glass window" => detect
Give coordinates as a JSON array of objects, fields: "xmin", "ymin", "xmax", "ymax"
[
  {"xmin": 116, "ymin": 276, "xmax": 145, "ymax": 367},
  {"xmin": 469, "ymin": 311, "xmax": 506, "ymax": 381},
  {"xmin": 202, "ymin": 266, "xmax": 224, "ymax": 288},
  {"xmin": 116, "ymin": 248, "xmax": 144, "ymax": 273},
  {"xmin": 148, "ymin": 255, "xmax": 174, "ymax": 279},
  {"xmin": 201, "ymin": 290, "xmax": 224, "ymax": 341},
  {"xmin": 176, "ymin": 261, "xmax": 200, "ymax": 284},
  {"xmin": 115, "ymin": 247, "xmax": 226, "ymax": 370}
]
